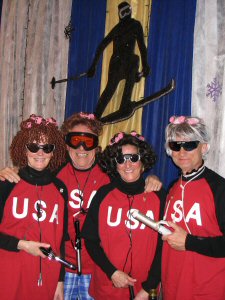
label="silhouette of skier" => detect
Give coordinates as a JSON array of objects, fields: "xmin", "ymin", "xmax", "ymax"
[{"xmin": 87, "ymin": 1, "xmax": 150, "ymax": 120}]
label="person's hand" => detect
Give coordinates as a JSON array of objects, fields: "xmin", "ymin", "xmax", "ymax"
[
  {"xmin": 135, "ymin": 71, "xmax": 143, "ymax": 82},
  {"xmin": 53, "ymin": 282, "xmax": 64, "ymax": 300},
  {"xmin": 0, "ymin": 167, "xmax": 20, "ymax": 183},
  {"xmin": 145, "ymin": 175, "xmax": 162, "ymax": 192},
  {"xmin": 162, "ymin": 221, "xmax": 187, "ymax": 251},
  {"xmin": 111, "ymin": 270, "xmax": 137, "ymax": 288},
  {"xmin": 134, "ymin": 288, "xmax": 149, "ymax": 300},
  {"xmin": 135, "ymin": 65, "xmax": 151, "ymax": 82},
  {"xmin": 87, "ymin": 65, "xmax": 96, "ymax": 77},
  {"xmin": 17, "ymin": 240, "xmax": 51, "ymax": 258}
]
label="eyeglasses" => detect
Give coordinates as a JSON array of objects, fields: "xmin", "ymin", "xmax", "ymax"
[
  {"xmin": 65, "ymin": 132, "xmax": 98, "ymax": 151},
  {"xmin": 26, "ymin": 143, "xmax": 55, "ymax": 153},
  {"xmin": 115, "ymin": 154, "xmax": 140, "ymax": 164},
  {"xmin": 168, "ymin": 141, "xmax": 200, "ymax": 152}
]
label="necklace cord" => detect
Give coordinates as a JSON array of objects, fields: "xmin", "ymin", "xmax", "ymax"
[
  {"xmin": 72, "ymin": 167, "xmax": 92, "ymax": 216},
  {"xmin": 123, "ymin": 195, "xmax": 134, "ymax": 275},
  {"xmin": 36, "ymin": 184, "xmax": 43, "ymax": 286}
]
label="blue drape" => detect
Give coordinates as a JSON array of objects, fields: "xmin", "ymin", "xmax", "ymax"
[
  {"xmin": 65, "ymin": 0, "xmax": 107, "ymax": 118},
  {"xmin": 143, "ymin": 0, "xmax": 196, "ymax": 189},
  {"xmin": 65, "ymin": 0, "xmax": 196, "ymax": 190}
]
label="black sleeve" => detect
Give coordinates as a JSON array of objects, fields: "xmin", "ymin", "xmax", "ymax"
[
  {"xmin": 156, "ymin": 188, "xmax": 167, "ymax": 220},
  {"xmin": 142, "ymin": 188, "xmax": 166, "ymax": 291},
  {"xmin": 0, "ymin": 181, "xmax": 19, "ymax": 251},
  {"xmin": 185, "ymin": 234, "xmax": 225, "ymax": 258},
  {"xmin": 81, "ymin": 184, "xmax": 117, "ymax": 279},
  {"xmin": 0, "ymin": 181, "xmax": 16, "ymax": 222},
  {"xmin": 142, "ymin": 234, "xmax": 163, "ymax": 291},
  {"xmin": 185, "ymin": 168, "xmax": 225, "ymax": 258},
  {"xmin": 0, "ymin": 233, "xmax": 20, "ymax": 252},
  {"xmin": 84, "ymin": 239, "xmax": 117, "ymax": 279}
]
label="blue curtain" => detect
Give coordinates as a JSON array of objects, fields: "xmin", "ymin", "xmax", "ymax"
[
  {"xmin": 142, "ymin": 0, "xmax": 196, "ymax": 189},
  {"xmin": 65, "ymin": 0, "xmax": 196, "ymax": 190},
  {"xmin": 65, "ymin": 0, "xmax": 107, "ymax": 118}
]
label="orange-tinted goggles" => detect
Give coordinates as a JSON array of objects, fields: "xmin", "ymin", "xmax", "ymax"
[{"xmin": 65, "ymin": 132, "xmax": 98, "ymax": 151}]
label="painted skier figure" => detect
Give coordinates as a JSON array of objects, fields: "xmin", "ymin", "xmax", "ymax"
[{"xmin": 87, "ymin": 2, "xmax": 150, "ymax": 122}]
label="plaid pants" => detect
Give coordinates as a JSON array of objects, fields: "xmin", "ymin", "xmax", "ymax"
[{"xmin": 64, "ymin": 272, "xmax": 94, "ymax": 300}]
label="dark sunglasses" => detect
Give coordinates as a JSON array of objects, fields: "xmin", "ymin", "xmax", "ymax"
[
  {"xmin": 115, "ymin": 154, "xmax": 140, "ymax": 164},
  {"xmin": 65, "ymin": 132, "xmax": 99, "ymax": 151},
  {"xmin": 26, "ymin": 143, "xmax": 55, "ymax": 154},
  {"xmin": 168, "ymin": 141, "xmax": 200, "ymax": 152}
]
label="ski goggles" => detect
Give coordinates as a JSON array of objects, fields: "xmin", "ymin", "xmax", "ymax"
[
  {"xmin": 65, "ymin": 132, "xmax": 99, "ymax": 151},
  {"xmin": 26, "ymin": 143, "xmax": 55, "ymax": 153},
  {"xmin": 115, "ymin": 153, "xmax": 140, "ymax": 164},
  {"xmin": 119, "ymin": 5, "xmax": 131, "ymax": 19},
  {"xmin": 168, "ymin": 141, "xmax": 200, "ymax": 152}
]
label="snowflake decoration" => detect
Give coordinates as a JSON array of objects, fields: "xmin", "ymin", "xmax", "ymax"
[{"xmin": 206, "ymin": 77, "xmax": 222, "ymax": 102}]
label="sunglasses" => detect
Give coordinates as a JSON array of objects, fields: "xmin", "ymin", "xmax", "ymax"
[
  {"xmin": 26, "ymin": 143, "xmax": 55, "ymax": 153},
  {"xmin": 115, "ymin": 154, "xmax": 140, "ymax": 164},
  {"xmin": 65, "ymin": 132, "xmax": 98, "ymax": 151},
  {"xmin": 168, "ymin": 141, "xmax": 200, "ymax": 152}
]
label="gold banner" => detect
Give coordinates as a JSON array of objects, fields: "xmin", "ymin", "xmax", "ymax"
[{"xmin": 99, "ymin": 0, "xmax": 152, "ymax": 149}]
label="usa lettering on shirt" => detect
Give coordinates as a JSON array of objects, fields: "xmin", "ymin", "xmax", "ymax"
[
  {"xmin": 170, "ymin": 199, "xmax": 202, "ymax": 226},
  {"xmin": 12, "ymin": 197, "xmax": 59, "ymax": 223},
  {"xmin": 107, "ymin": 206, "xmax": 155, "ymax": 229},
  {"xmin": 69, "ymin": 188, "xmax": 96, "ymax": 209}
]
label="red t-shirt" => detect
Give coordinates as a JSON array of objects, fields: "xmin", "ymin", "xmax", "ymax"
[
  {"xmin": 57, "ymin": 162, "xmax": 110, "ymax": 274},
  {"xmin": 162, "ymin": 168, "xmax": 225, "ymax": 300},
  {"xmin": 0, "ymin": 179, "xmax": 65, "ymax": 300}
]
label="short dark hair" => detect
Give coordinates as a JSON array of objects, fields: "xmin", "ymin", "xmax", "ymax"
[{"xmin": 61, "ymin": 112, "xmax": 103, "ymax": 137}]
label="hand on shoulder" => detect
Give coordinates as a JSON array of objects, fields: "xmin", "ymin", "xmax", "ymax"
[{"xmin": 0, "ymin": 167, "xmax": 20, "ymax": 183}]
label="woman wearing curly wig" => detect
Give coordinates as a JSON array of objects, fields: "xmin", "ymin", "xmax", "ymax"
[
  {"xmin": 82, "ymin": 131, "xmax": 166, "ymax": 300},
  {"xmin": 0, "ymin": 114, "xmax": 68, "ymax": 300}
]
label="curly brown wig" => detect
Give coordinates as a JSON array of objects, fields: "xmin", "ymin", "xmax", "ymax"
[
  {"xmin": 10, "ymin": 114, "xmax": 66, "ymax": 171},
  {"xmin": 61, "ymin": 112, "xmax": 103, "ymax": 136},
  {"xmin": 98, "ymin": 131, "xmax": 157, "ymax": 178}
]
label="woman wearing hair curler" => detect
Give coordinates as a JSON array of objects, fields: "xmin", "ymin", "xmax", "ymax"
[
  {"xmin": 162, "ymin": 115, "xmax": 225, "ymax": 300},
  {"xmin": 0, "ymin": 114, "xmax": 68, "ymax": 300},
  {"xmin": 82, "ymin": 131, "xmax": 166, "ymax": 300}
]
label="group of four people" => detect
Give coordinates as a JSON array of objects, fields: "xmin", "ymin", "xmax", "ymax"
[{"xmin": 0, "ymin": 112, "xmax": 225, "ymax": 300}]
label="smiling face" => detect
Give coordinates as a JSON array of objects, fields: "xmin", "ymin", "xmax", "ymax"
[
  {"xmin": 67, "ymin": 124, "xmax": 97, "ymax": 170},
  {"xmin": 171, "ymin": 136, "xmax": 208, "ymax": 174},
  {"xmin": 26, "ymin": 138, "xmax": 53, "ymax": 171},
  {"xmin": 116, "ymin": 144, "xmax": 143, "ymax": 183}
]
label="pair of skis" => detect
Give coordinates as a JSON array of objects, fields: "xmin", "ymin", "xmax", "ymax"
[{"xmin": 50, "ymin": 74, "xmax": 175, "ymax": 124}]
